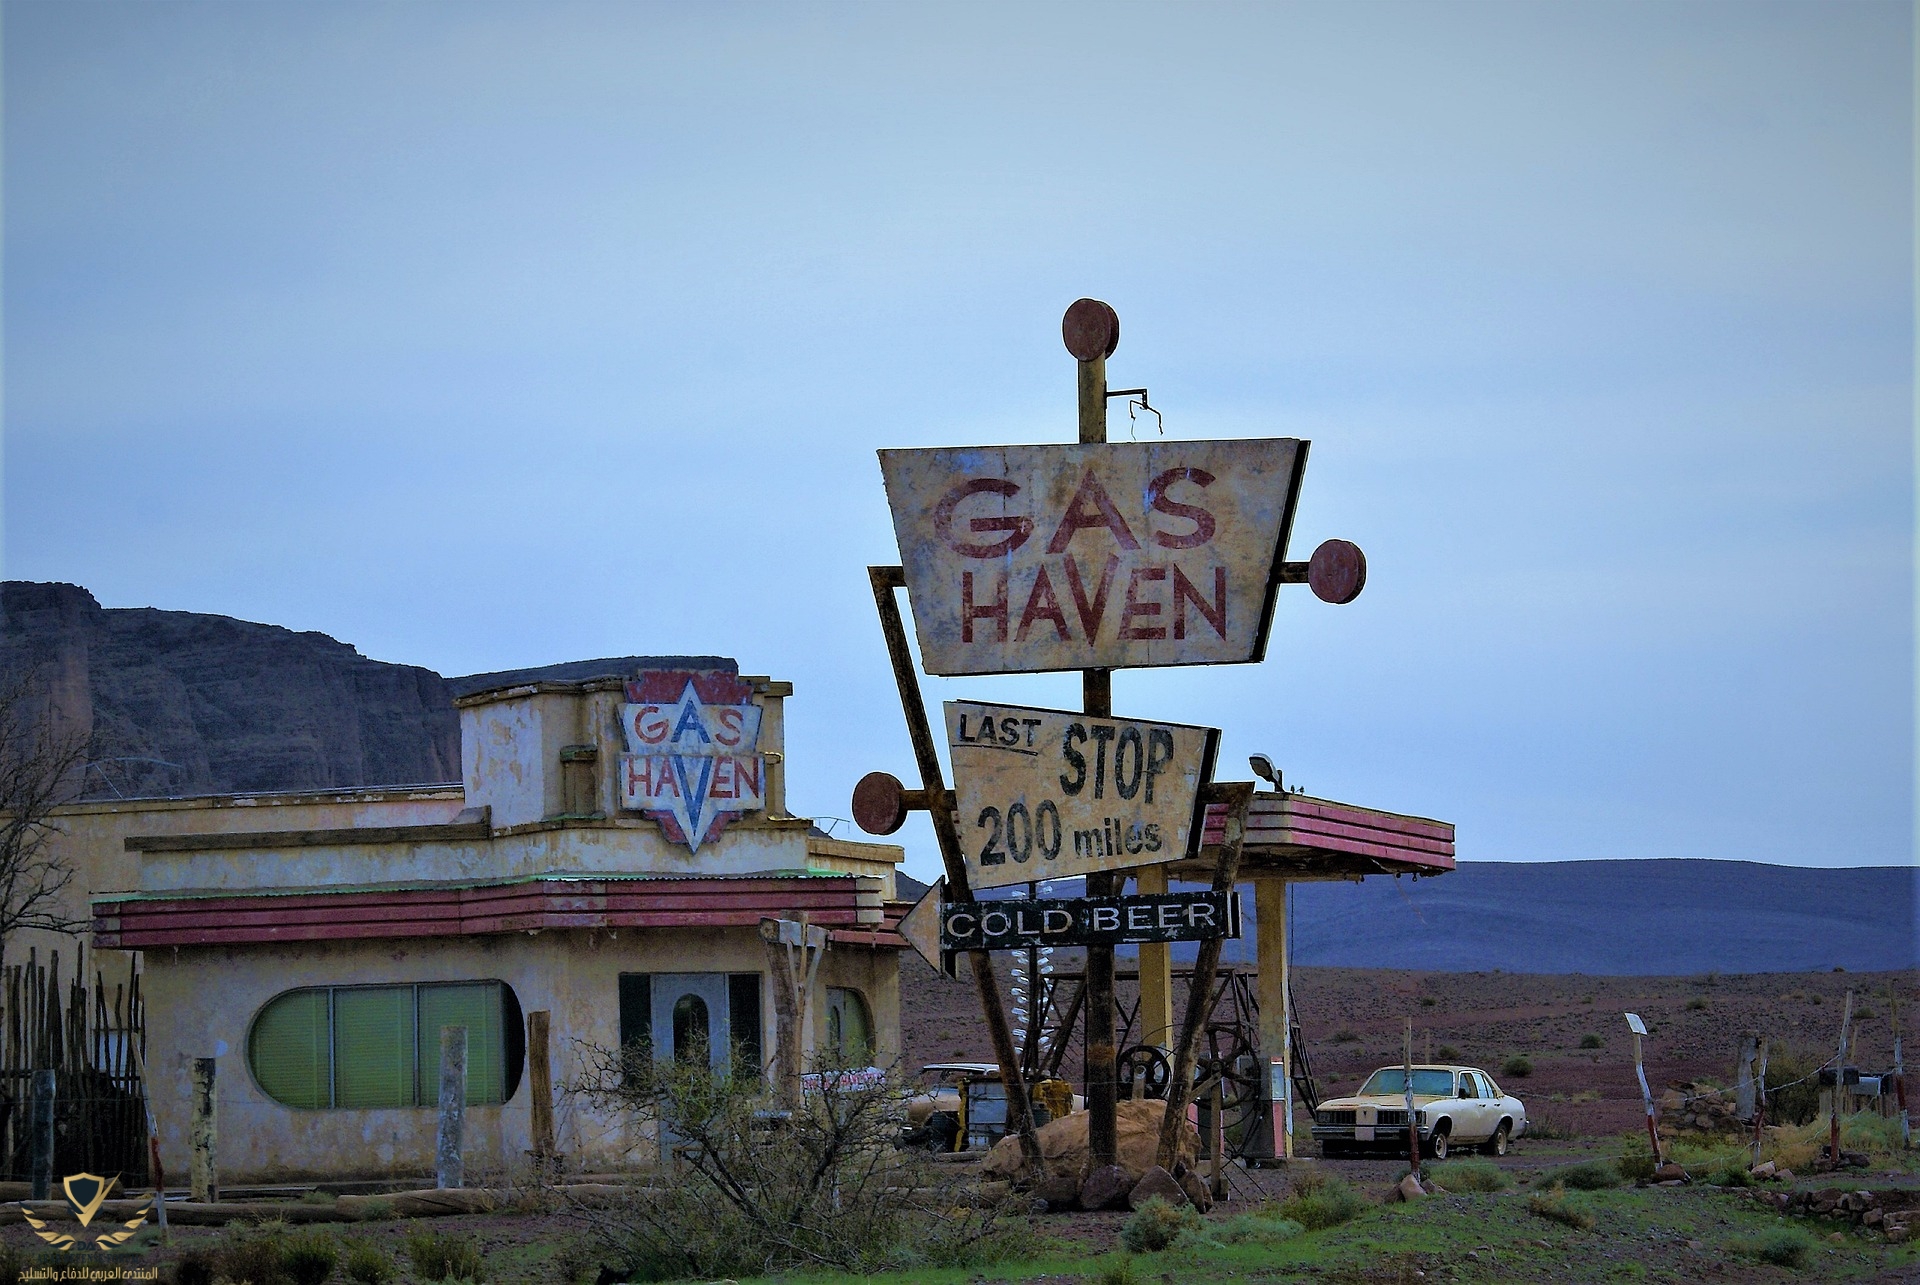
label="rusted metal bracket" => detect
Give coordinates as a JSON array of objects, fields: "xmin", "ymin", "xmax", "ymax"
[{"xmin": 1276, "ymin": 538, "xmax": 1368, "ymax": 605}]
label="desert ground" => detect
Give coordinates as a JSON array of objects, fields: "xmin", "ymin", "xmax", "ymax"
[{"xmin": 902, "ymin": 958, "xmax": 1917, "ymax": 1138}]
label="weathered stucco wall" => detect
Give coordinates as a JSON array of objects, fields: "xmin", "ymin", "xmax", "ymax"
[
  {"xmin": 134, "ymin": 822, "xmax": 819, "ymax": 893},
  {"xmin": 145, "ymin": 927, "xmax": 902, "ymax": 1183},
  {"xmin": 34, "ymin": 787, "xmax": 465, "ymax": 973}
]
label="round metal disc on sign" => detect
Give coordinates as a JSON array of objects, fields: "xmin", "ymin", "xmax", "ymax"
[
  {"xmin": 1061, "ymin": 298, "xmax": 1120, "ymax": 362},
  {"xmin": 1308, "ymin": 539, "xmax": 1367, "ymax": 605},
  {"xmin": 852, "ymin": 771, "xmax": 909, "ymax": 836}
]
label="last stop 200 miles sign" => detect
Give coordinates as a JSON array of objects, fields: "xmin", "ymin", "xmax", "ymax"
[{"xmin": 944, "ymin": 699, "xmax": 1219, "ymax": 891}]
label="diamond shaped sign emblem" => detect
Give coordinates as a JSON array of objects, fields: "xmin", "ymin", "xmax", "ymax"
[{"xmin": 619, "ymin": 670, "xmax": 765, "ymax": 851}]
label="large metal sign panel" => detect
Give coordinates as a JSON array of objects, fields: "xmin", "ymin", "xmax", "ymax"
[
  {"xmin": 942, "ymin": 891, "xmax": 1241, "ymax": 951},
  {"xmin": 881, "ymin": 439, "xmax": 1306, "ymax": 675},
  {"xmin": 945, "ymin": 699, "xmax": 1218, "ymax": 891},
  {"xmin": 618, "ymin": 670, "xmax": 764, "ymax": 852}
]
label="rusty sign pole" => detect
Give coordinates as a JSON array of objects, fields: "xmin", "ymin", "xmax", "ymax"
[
  {"xmin": 1066, "ymin": 297, "xmax": 1122, "ymax": 1172},
  {"xmin": 867, "ymin": 565, "xmax": 1044, "ymax": 1178}
]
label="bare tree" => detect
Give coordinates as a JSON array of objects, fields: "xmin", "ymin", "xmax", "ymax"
[{"xmin": 0, "ymin": 672, "xmax": 89, "ymax": 976}]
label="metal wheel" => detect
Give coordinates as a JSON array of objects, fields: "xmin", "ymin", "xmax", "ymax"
[
  {"xmin": 1425, "ymin": 1126, "xmax": 1450, "ymax": 1161},
  {"xmin": 1117, "ymin": 1045, "xmax": 1172, "ymax": 1100},
  {"xmin": 1480, "ymin": 1122, "xmax": 1510, "ymax": 1157}
]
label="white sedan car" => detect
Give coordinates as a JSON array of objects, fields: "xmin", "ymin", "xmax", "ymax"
[{"xmin": 1310, "ymin": 1064, "xmax": 1528, "ymax": 1160}]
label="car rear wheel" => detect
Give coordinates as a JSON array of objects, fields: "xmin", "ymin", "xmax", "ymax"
[
  {"xmin": 1480, "ymin": 1122, "xmax": 1510, "ymax": 1157},
  {"xmin": 1424, "ymin": 1125, "xmax": 1450, "ymax": 1160}
]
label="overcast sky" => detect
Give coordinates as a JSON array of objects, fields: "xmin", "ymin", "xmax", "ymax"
[{"xmin": 4, "ymin": 1, "xmax": 1911, "ymax": 880}]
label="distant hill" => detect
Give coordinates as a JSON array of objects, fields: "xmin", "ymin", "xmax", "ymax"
[
  {"xmin": 1, "ymin": 582, "xmax": 461, "ymax": 798},
  {"xmin": 899, "ymin": 860, "xmax": 1917, "ymax": 975}
]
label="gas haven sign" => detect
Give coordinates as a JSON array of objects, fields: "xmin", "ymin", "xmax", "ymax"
[{"xmin": 618, "ymin": 669, "xmax": 765, "ymax": 851}]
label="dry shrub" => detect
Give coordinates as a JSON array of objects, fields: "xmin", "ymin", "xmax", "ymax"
[
  {"xmin": 1735, "ymin": 1226, "xmax": 1814, "ymax": 1269},
  {"xmin": 1120, "ymin": 1197, "xmax": 1203, "ymax": 1252},
  {"xmin": 570, "ymin": 1045, "xmax": 1029, "ymax": 1280},
  {"xmin": 405, "ymin": 1228, "xmax": 485, "ymax": 1281}
]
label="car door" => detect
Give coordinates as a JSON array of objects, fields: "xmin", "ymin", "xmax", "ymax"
[{"xmin": 1456, "ymin": 1071, "xmax": 1490, "ymax": 1141}]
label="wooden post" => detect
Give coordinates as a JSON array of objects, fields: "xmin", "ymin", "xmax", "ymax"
[
  {"xmin": 869, "ymin": 569, "xmax": 1043, "ymax": 1179},
  {"xmin": 29, "ymin": 1069, "xmax": 53, "ymax": 1202},
  {"xmin": 761, "ymin": 924, "xmax": 804, "ymax": 1107},
  {"xmin": 527, "ymin": 1011, "xmax": 556, "ymax": 1172},
  {"xmin": 1403, "ymin": 1019, "xmax": 1419, "ymax": 1177},
  {"xmin": 1210, "ymin": 1076, "xmax": 1226, "ymax": 1200},
  {"xmin": 1753, "ymin": 1037, "xmax": 1770, "ymax": 1168},
  {"xmin": 188, "ymin": 1057, "xmax": 217, "ymax": 1203},
  {"xmin": 436, "ymin": 1025, "xmax": 468, "ymax": 1190},
  {"xmin": 1136, "ymin": 865, "xmax": 1175, "ymax": 1053},
  {"xmin": 1627, "ymin": 1014, "xmax": 1662, "ymax": 1167},
  {"xmin": 126, "ymin": 1037, "xmax": 169, "ymax": 1243},
  {"xmin": 1156, "ymin": 782, "xmax": 1256, "ymax": 1169},
  {"xmin": 1254, "ymin": 875, "xmax": 1291, "ymax": 1160},
  {"xmin": 1893, "ymin": 986, "xmax": 1909, "ymax": 1150},
  {"xmin": 1830, "ymin": 989, "xmax": 1854, "ymax": 1166},
  {"xmin": 1077, "ymin": 322, "xmax": 1121, "ymax": 1173}
]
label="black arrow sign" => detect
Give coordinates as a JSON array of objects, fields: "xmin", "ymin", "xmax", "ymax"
[{"xmin": 940, "ymin": 891, "xmax": 1240, "ymax": 952}]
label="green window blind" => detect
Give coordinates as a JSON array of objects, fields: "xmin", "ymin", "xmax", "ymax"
[
  {"xmin": 248, "ymin": 990, "xmax": 330, "ymax": 1109},
  {"xmin": 333, "ymin": 987, "xmax": 417, "ymax": 1109},
  {"xmin": 418, "ymin": 983, "xmax": 504, "ymax": 1106}
]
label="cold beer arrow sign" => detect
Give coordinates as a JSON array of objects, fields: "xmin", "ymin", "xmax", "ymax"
[
  {"xmin": 879, "ymin": 439, "xmax": 1307, "ymax": 676},
  {"xmin": 943, "ymin": 890, "xmax": 1241, "ymax": 952},
  {"xmin": 946, "ymin": 699, "xmax": 1218, "ymax": 891}
]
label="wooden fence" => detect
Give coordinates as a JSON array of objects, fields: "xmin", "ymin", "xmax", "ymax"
[{"xmin": 0, "ymin": 945, "xmax": 147, "ymax": 1184}]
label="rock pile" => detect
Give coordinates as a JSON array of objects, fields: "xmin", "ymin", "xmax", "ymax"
[
  {"xmin": 1655, "ymin": 1081, "xmax": 1744, "ymax": 1135},
  {"xmin": 1763, "ymin": 1187, "xmax": 1914, "ymax": 1243},
  {"xmin": 981, "ymin": 1099, "xmax": 1208, "ymax": 1212}
]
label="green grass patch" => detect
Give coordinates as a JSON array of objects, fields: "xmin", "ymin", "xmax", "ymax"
[
  {"xmin": 1536, "ymin": 1159, "xmax": 1620, "ymax": 1190},
  {"xmin": 1429, "ymin": 1158, "xmax": 1510, "ymax": 1191},
  {"xmin": 1528, "ymin": 1185, "xmax": 1598, "ymax": 1231},
  {"xmin": 1276, "ymin": 1169, "xmax": 1368, "ymax": 1231}
]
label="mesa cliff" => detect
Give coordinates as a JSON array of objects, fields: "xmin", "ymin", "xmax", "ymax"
[{"xmin": 0, "ymin": 581, "xmax": 461, "ymax": 798}]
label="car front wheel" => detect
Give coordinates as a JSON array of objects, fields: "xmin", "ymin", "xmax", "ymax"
[
  {"xmin": 1425, "ymin": 1126, "xmax": 1450, "ymax": 1160},
  {"xmin": 1480, "ymin": 1122, "xmax": 1510, "ymax": 1157}
]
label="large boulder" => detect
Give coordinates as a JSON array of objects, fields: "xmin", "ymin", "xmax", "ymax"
[
  {"xmin": 1128, "ymin": 1165, "xmax": 1188, "ymax": 1209},
  {"xmin": 982, "ymin": 1099, "xmax": 1199, "ymax": 1182}
]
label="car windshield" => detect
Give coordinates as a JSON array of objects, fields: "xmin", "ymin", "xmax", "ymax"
[{"xmin": 1361, "ymin": 1069, "xmax": 1455, "ymax": 1097}]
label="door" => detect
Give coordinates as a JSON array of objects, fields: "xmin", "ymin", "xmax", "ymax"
[
  {"xmin": 650, "ymin": 973, "xmax": 732, "ymax": 1072},
  {"xmin": 1458, "ymin": 1072, "xmax": 1492, "ymax": 1141}
]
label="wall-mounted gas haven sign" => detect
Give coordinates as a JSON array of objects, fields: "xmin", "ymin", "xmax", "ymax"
[
  {"xmin": 880, "ymin": 439, "xmax": 1306, "ymax": 675},
  {"xmin": 945, "ymin": 699, "xmax": 1218, "ymax": 891},
  {"xmin": 619, "ymin": 670, "xmax": 764, "ymax": 852}
]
